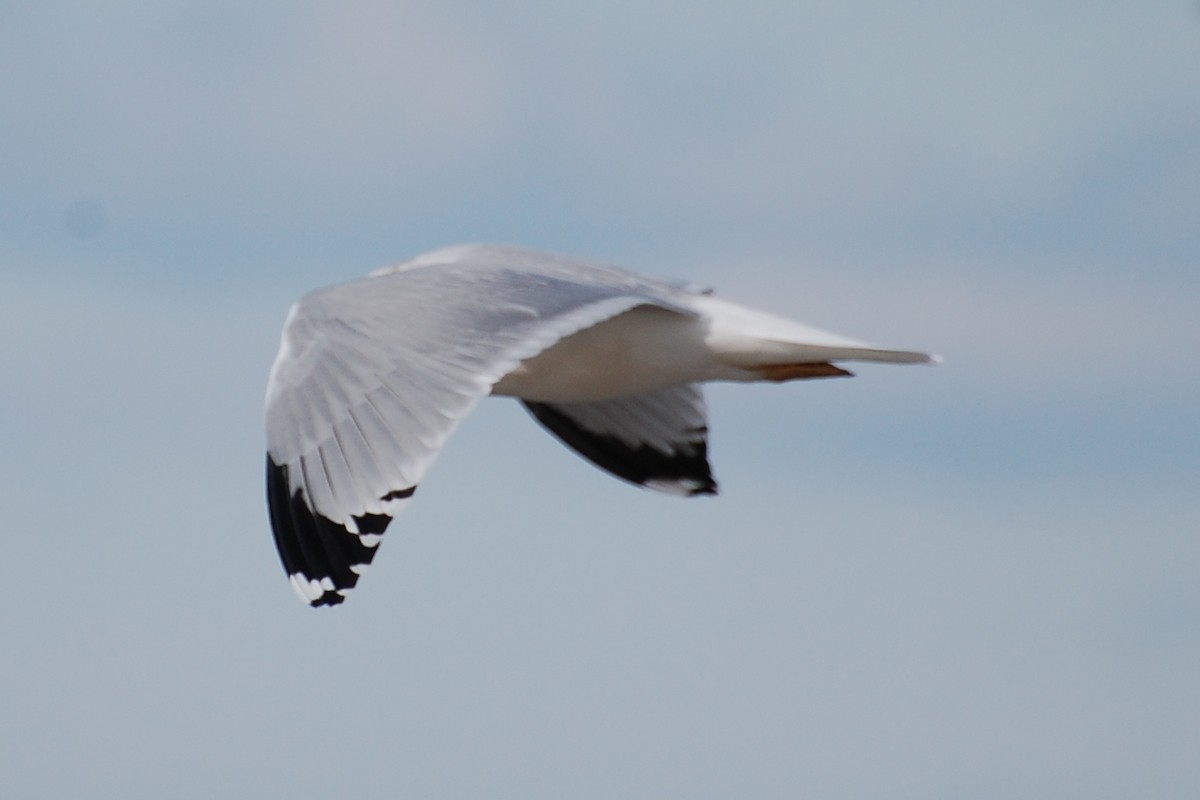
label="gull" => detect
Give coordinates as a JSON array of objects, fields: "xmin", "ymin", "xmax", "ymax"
[{"xmin": 265, "ymin": 243, "xmax": 937, "ymax": 606}]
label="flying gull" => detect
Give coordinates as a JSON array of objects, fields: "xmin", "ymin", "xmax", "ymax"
[{"xmin": 265, "ymin": 243, "xmax": 937, "ymax": 606}]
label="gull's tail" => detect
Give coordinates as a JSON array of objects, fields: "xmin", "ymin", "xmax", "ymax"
[{"xmin": 696, "ymin": 295, "xmax": 939, "ymax": 378}]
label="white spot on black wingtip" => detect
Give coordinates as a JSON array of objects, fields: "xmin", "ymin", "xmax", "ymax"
[
  {"xmin": 267, "ymin": 455, "xmax": 416, "ymax": 607},
  {"xmin": 288, "ymin": 573, "xmax": 346, "ymax": 606},
  {"xmin": 644, "ymin": 477, "xmax": 719, "ymax": 497}
]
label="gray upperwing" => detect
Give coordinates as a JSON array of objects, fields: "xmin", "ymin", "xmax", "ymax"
[{"xmin": 266, "ymin": 247, "xmax": 699, "ymax": 606}]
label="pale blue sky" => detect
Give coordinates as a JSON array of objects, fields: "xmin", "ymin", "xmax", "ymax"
[{"xmin": 3, "ymin": 2, "xmax": 1198, "ymax": 798}]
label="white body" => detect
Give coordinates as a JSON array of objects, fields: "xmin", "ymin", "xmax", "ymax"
[{"xmin": 493, "ymin": 296, "xmax": 930, "ymax": 402}]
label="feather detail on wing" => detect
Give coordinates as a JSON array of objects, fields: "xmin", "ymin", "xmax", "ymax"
[
  {"xmin": 264, "ymin": 246, "xmax": 697, "ymax": 606},
  {"xmin": 522, "ymin": 384, "xmax": 717, "ymax": 497}
]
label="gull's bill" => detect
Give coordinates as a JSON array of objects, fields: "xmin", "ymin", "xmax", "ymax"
[{"xmin": 265, "ymin": 243, "xmax": 938, "ymax": 607}]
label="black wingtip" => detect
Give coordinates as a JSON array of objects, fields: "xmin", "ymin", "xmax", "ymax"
[
  {"xmin": 309, "ymin": 592, "xmax": 346, "ymax": 608},
  {"xmin": 266, "ymin": 455, "xmax": 404, "ymax": 607},
  {"xmin": 522, "ymin": 401, "xmax": 717, "ymax": 496}
]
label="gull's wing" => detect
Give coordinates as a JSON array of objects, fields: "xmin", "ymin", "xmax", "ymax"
[
  {"xmin": 265, "ymin": 245, "xmax": 696, "ymax": 607},
  {"xmin": 522, "ymin": 384, "xmax": 716, "ymax": 496}
]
